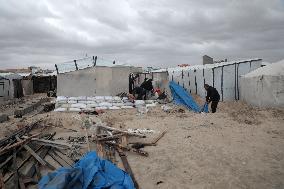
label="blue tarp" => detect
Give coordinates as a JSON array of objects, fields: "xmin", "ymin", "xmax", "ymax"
[
  {"xmin": 39, "ymin": 151, "xmax": 135, "ymax": 189},
  {"xmin": 169, "ymin": 81, "xmax": 209, "ymax": 113}
]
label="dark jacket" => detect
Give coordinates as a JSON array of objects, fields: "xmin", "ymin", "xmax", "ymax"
[
  {"xmin": 206, "ymin": 86, "xmax": 220, "ymax": 102},
  {"xmin": 140, "ymin": 79, "xmax": 153, "ymax": 91}
]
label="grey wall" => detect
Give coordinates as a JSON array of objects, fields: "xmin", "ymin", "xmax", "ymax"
[
  {"xmin": 22, "ymin": 79, "xmax": 33, "ymax": 95},
  {"xmin": 57, "ymin": 66, "xmax": 142, "ymax": 97}
]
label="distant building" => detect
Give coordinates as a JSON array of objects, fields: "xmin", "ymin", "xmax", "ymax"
[{"xmin": 203, "ymin": 55, "xmax": 213, "ymax": 65}]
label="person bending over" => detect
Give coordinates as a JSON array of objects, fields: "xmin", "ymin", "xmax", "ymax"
[{"xmin": 204, "ymin": 84, "xmax": 220, "ymax": 113}]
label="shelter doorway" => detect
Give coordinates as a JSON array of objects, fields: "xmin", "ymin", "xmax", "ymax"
[{"xmin": 13, "ymin": 79, "xmax": 23, "ymax": 98}]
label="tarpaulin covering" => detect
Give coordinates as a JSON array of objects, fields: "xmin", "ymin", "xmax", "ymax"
[
  {"xmin": 39, "ymin": 151, "xmax": 134, "ymax": 189},
  {"xmin": 169, "ymin": 81, "xmax": 208, "ymax": 113}
]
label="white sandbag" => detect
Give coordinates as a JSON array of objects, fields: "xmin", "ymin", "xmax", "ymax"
[
  {"xmin": 146, "ymin": 103, "xmax": 156, "ymax": 108},
  {"xmin": 56, "ymin": 100, "xmax": 67, "ymax": 104},
  {"xmin": 77, "ymin": 96, "xmax": 87, "ymax": 100},
  {"xmin": 69, "ymin": 108, "xmax": 81, "ymax": 112},
  {"xmin": 87, "ymin": 97, "xmax": 96, "ymax": 101},
  {"xmin": 122, "ymin": 97, "xmax": 128, "ymax": 100},
  {"xmin": 68, "ymin": 97, "xmax": 78, "ymax": 100},
  {"xmin": 54, "ymin": 108, "xmax": 66, "ymax": 112},
  {"xmin": 60, "ymin": 104, "xmax": 70, "ymax": 108},
  {"xmin": 104, "ymin": 96, "xmax": 113, "ymax": 101},
  {"xmin": 86, "ymin": 103, "xmax": 98, "ymax": 108},
  {"xmin": 57, "ymin": 96, "xmax": 67, "ymax": 101},
  {"xmin": 71, "ymin": 103, "xmax": 87, "ymax": 109},
  {"xmin": 109, "ymin": 106, "xmax": 121, "ymax": 110},
  {"xmin": 99, "ymin": 102, "xmax": 112, "ymax": 107},
  {"xmin": 83, "ymin": 107, "xmax": 95, "ymax": 111},
  {"xmin": 145, "ymin": 100, "xmax": 155, "ymax": 104},
  {"xmin": 112, "ymin": 102, "xmax": 124, "ymax": 106},
  {"xmin": 95, "ymin": 96, "xmax": 105, "ymax": 100},
  {"xmin": 121, "ymin": 106, "xmax": 134, "ymax": 109},
  {"xmin": 95, "ymin": 107, "xmax": 108, "ymax": 110},
  {"xmin": 67, "ymin": 100, "xmax": 77, "ymax": 104},
  {"xmin": 78, "ymin": 100, "xmax": 87, "ymax": 104},
  {"xmin": 113, "ymin": 96, "xmax": 121, "ymax": 101},
  {"xmin": 86, "ymin": 100, "xmax": 96, "ymax": 104},
  {"xmin": 134, "ymin": 100, "xmax": 145, "ymax": 105}
]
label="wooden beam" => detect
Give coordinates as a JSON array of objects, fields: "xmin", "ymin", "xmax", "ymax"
[
  {"xmin": 97, "ymin": 125, "xmax": 145, "ymax": 138},
  {"xmin": 117, "ymin": 148, "xmax": 139, "ymax": 189},
  {"xmin": 0, "ymin": 134, "xmax": 40, "ymax": 156},
  {"xmin": 15, "ymin": 136, "xmax": 47, "ymax": 166}
]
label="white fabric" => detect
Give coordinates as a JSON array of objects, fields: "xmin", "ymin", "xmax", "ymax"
[{"xmin": 240, "ymin": 60, "xmax": 284, "ymax": 107}]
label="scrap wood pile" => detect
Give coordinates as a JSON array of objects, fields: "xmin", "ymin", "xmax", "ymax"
[
  {"xmin": 89, "ymin": 120, "xmax": 167, "ymax": 189},
  {"xmin": 0, "ymin": 120, "xmax": 80, "ymax": 189}
]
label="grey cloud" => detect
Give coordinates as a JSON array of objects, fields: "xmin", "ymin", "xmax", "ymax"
[{"xmin": 0, "ymin": 0, "xmax": 283, "ymax": 69}]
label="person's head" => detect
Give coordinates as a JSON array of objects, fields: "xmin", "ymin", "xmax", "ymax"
[{"xmin": 204, "ymin": 84, "xmax": 209, "ymax": 90}]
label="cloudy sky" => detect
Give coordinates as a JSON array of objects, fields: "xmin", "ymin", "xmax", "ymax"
[{"xmin": 0, "ymin": 0, "xmax": 284, "ymax": 69}]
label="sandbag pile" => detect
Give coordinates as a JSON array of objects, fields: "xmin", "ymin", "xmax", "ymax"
[{"xmin": 55, "ymin": 96, "xmax": 158, "ymax": 112}]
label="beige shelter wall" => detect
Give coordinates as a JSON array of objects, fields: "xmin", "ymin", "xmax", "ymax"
[
  {"xmin": 57, "ymin": 66, "xmax": 142, "ymax": 97},
  {"xmin": 240, "ymin": 75, "xmax": 284, "ymax": 107}
]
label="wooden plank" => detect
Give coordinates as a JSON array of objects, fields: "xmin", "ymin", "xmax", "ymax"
[
  {"xmin": 0, "ymin": 133, "xmax": 40, "ymax": 156},
  {"xmin": 15, "ymin": 136, "xmax": 47, "ymax": 166},
  {"xmin": 151, "ymin": 131, "xmax": 167, "ymax": 144},
  {"xmin": 0, "ymin": 172, "xmax": 5, "ymax": 189},
  {"xmin": 117, "ymin": 148, "xmax": 139, "ymax": 189},
  {"xmin": 97, "ymin": 125, "xmax": 145, "ymax": 138},
  {"xmin": 96, "ymin": 142, "xmax": 104, "ymax": 158},
  {"xmin": 13, "ymin": 150, "xmax": 19, "ymax": 189},
  {"xmin": 18, "ymin": 177, "xmax": 25, "ymax": 189},
  {"xmin": 52, "ymin": 150, "xmax": 74, "ymax": 167},
  {"xmin": 35, "ymin": 162, "xmax": 41, "ymax": 181},
  {"xmin": 48, "ymin": 150, "xmax": 71, "ymax": 168},
  {"xmin": 121, "ymin": 135, "xmax": 128, "ymax": 147},
  {"xmin": 21, "ymin": 137, "xmax": 73, "ymax": 148},
  {"xmin": 4, "ymin": 133, "xmax": 55, "ymax": 183},
  {"xmin": 25, "ymin": 147, "xmax": 55, "ymax": 179}
]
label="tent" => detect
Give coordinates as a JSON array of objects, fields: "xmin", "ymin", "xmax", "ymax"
[
  {"xmin": 167, "ymin": 58, "xmax": 262, "ymax": 101},
  {"xmin": 0, "ymin": 73, "xmax": 23, "ymax": 101},
  {"xmin": 240, "ymin": 60, "xmax": 284, "ymax": 107}
]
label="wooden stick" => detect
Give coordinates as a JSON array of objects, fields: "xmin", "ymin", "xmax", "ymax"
[
  {"xmin": 0, "ymin": 133, "xmax": 40, "ymax": 156},
  {"xmin": 13, "ymin": 150, "xmax": 19, "ymax": 189},
  {"xmin": 4, "ymin": 133, "xmax": 55, "ymax": 183},
  {"xmin": 117, "ymin": 148, "xmax": 139, "ymax": 189},
  {"xmin": 21, "ymin": 137, "xmax": 73, "ymax": 148},
  {"xmin": 97, "ymin": 125, "xmax": 145, "ymax": 138},
  {"xmin": 15, "ymin": 136, "xmax": 47, "ymax": 166},
  {"xmin": 151, "ymin": 131, "xmax": 167, "ymax": 144}
]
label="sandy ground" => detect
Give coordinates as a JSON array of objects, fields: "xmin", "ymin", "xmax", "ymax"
[{"xmin": 0, "ymin": 98, "xmax": 283, "ymax": 189}]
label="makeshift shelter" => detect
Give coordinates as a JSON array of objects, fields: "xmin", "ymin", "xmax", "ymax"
[
  {"xmin": 133, "ymin": 70, "xmax": 170, "ymax": 96},
  {"xmin": 0, "ymin": 73, "xmax": 23, "ymax": 102},
  {"xmin": 56, "ymin": 57, "xmax": 142, "ymax": 97},
  {"xmin": 240, "ymin": 60, "xmax": 284, "ymax": 107},
  {"xmin": 167, "ymin": 58, "xmax": 262, "ymax": 101}
]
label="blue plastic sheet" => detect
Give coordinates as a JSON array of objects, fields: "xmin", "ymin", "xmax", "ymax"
[
  {"xmin": 169, "ymin": 81, "xmax": 208, "ymax": 113},
  {"xmin": 39, "ymin": 151, "xmax": 135, "ymax": 189}
]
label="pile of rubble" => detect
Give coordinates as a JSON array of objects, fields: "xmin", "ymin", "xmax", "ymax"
[
  {"xmin": 90, "ymin": 120, "xmax": 166, "ymax": 189},
  {"xmin": 0, "ymin": 120, "xmax": 80, "ymax": 188},
  {"xmin": 54, "ymin": 96, "xmax": 157, "ymax": 112}
]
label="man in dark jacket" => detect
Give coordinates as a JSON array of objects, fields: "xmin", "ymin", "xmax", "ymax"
[
  {"xmin": 132, "ymin": 86, "xmax": 146, "ymax": 100},
  {"xmin": 204, "ymin": 84, "xmax": 220, "ymax": 113}
]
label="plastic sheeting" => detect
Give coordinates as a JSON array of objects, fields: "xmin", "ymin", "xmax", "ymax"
[
  {"xmin": 39, "ymin": 151, "xmax": 134, "ymax": 189},
  {"xmin": 169, "ymin": 81, "xmax": 208, "ymax": 113}
]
